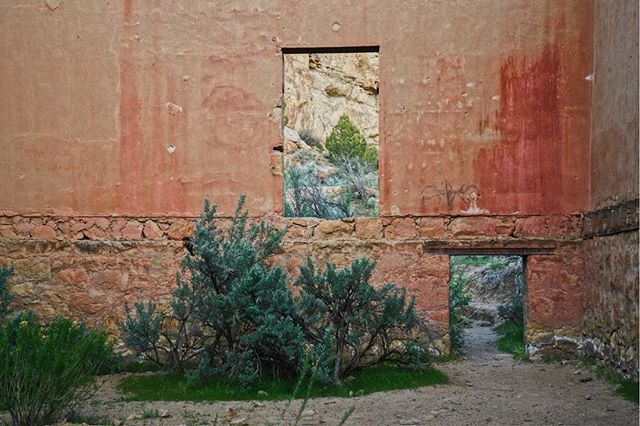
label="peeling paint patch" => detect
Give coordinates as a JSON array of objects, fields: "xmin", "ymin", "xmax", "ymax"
[
  {"xmin": 460, "ymin": 192, "xmax": 489, "ymax": 215},
  {"xmin": 45, "ymin": 0, "xmax": 61, "ymax": 11},
  {"xmin": 165, "ymin": 102, "xmax": 183, "ymax": 115}
]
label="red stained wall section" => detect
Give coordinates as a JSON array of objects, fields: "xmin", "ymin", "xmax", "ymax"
[{"xmin": 475, "ymin": 45, "xmax": 563, "ymax": 214}]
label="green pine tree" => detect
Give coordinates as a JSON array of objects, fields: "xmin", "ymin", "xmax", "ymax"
[{"xmin": 325, "ymin": 114, "xmax": 378, "ymax": 167}]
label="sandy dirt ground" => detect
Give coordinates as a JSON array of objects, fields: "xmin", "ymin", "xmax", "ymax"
[{"xmin": 65, "ymin": 324, "xmax": 638, "ymax": 426}]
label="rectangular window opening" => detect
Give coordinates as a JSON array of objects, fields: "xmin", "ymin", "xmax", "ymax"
[{"xmin": 282, "ymin": 48, "xmax": 380, "ymax": 219}]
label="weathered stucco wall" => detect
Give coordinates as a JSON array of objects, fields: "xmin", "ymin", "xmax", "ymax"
[
  {"xmin": 2, "ymin": 0, "xmax": 632, "ymax": 362},
  {"xmin": 0, "ymin": 0, "xmax": 592, "ymax": 216},
  {"xmin": 590, "ymin": 0, "xmax": 639, "ymax": 211},
  {"xmin": 581, "ymin": 0, "xmax": 639, "ymax": 379}
]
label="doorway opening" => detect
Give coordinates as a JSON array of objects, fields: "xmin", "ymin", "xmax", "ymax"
[
  {"xmin": 449, "ymin": 255, "xmax": 527, "ymax": 359},
  {"xmin": 281, "ymin": 48, "xmax": 379, "ymax": 219}
]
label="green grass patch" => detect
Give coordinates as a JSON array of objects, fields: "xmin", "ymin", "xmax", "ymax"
[
  {"xmin": 615, "ymin": 379, "xmax": 639, "ymax": 403},
  {"xmin": 585, "ymin": 361, "xmax": 640, "ymax": 404},
  {"xmin": 120, "ymin": 364, "xmax": 448, "ymax": 402},
  {"xmin": 494, "ymin": 321, "xmax": 528, "ymax": 361}
]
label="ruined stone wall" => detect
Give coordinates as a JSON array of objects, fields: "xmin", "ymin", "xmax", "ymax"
[
  {"xmin": 582, "ymin": 228, "xmax": 638, "ymax": 379},
  {"xmin": 0, "ymin": 1, "xmax": 599, "ymax": 356},
  {"xmin": 581, "ymin": 0, "xmax": 639, "ymax": 379},
  {"xmin": 0, "ymin": 212, "xmax": 582, "ymax": 351}
]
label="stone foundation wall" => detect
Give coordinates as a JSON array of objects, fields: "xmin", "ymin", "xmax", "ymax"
[
  {"xmin": 0, "ymin": 212, "xmax": 584, "ymax": 355},
  {"xmin": 581, "ymin": 231, "xmax": 639, "ymax": 379},
  {"xmin": 5, "ymin": 209, "xmax": 636, "ymax": 371},
  {"xmin": 580, "ymin": 200, "xmax": 639, "ymax": 380},
  {"xmin": 522, "ymin": 200, "xmax": 640, "ymax": 380},
  {"xmin": 526, "ymin": 243, "xmax": 587, "ymax": 360}
]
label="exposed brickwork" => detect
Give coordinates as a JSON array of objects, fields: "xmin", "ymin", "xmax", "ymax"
[
  {"xmin": 0, "ymin": 239, "xmax": 183, "ymax": 334},
  {"xmin": 0, "ymin": 214, "xmax": 583, "ymax": 243},
  {"xmin": 0, "ymin": 212, "xmax": 635, "ymax": 367},
  {"xmin": 578, "ymin": 198, "xmax": 640, "ymax": 380}
]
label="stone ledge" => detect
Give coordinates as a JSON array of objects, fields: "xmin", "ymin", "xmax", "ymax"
[
  {"xmin": 0, "ymin": 213, "xmax": 584, "ymax": 242},
  {"xmin": 583, "ymin": 198, "xmax": 639, "ymax": 238}
]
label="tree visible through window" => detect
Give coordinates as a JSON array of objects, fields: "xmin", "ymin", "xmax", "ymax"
[{"xmin": 282, "ymin": 51, "xmax": 380, "ymax": 219}]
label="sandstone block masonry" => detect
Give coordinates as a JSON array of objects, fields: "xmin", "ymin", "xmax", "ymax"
[
  {"xmin": 581, "ymin": 200, "xmax": 639, "ymax": 379},
  {"xmin": 1, "ymin": 211, "xmax": 586, "ymax": 357},
  {"xmin": 2, "ymin": 209, "xmax": 637, "ymax": 377}
]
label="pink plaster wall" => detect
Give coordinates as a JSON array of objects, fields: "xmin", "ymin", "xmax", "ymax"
[
  {"xmin": 0, "ymin": 0, "xmax": 593, "ymax": 217},
  {"xmin": 590, "ymin": 0, "xmax": 639, "ymax": 210}
]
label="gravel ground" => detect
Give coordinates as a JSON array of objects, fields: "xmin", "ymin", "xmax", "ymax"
[{"xmin": 65, "ymin": 324, "xmax": 638, "ymax": 426}]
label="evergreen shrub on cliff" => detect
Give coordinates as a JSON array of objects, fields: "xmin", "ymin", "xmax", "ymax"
[{"xmin": 325, "ymin": 114, "xmax": 378, "ymax": 167}]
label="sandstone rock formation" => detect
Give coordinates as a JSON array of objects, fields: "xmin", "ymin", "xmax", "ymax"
[{"xmin": 283, "ymin": 52, "xmax": 379, "ymax": 147}]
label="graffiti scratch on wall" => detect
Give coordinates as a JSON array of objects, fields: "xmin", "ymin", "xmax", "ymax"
[{"xmin": 422, "ymin": 181, "xmax": 481, "ymax": 210}]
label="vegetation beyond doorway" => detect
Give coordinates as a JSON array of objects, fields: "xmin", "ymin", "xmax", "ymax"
[{"xmin": 449, "ymin": 256, "xmax": 526, "ymax": 358}]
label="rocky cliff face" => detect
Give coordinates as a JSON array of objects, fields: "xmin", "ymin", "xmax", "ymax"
[{"xmin": 283, "ymin": 52, "xmax": 379, "ymax": 146}]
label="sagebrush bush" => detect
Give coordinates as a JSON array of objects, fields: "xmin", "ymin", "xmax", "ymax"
[
  {"xmin": 325, "ymin": 115, "xmax": 378, "ymax": 167},
  {"xmin": 122, "ymin": 298, "xmax": 204, "ymax": 374},
  {"xmin": 0, "ymin": 314, "xmax": 112, "ymax": 426},
  {"xmin": 295, "ymin": 258, "xmax": 429, "ymax": 386},
  {"xmin": 337, "ymin": 157, "xmax": 378, "ymax": 206},
  {"xmin": 0, "ymin": 265, "xmax": 14, "ymax": 320},
  {"xmin": 122, "ymin": 196, "xmax": 304, "ymax": 385},
  {"xmin": 298, "ymin": 128, "xmax": 323, "ymax": 150},
  {"xmin": 122, "ymin": 196, "xmax": 434, "ymax": 387},
  {"xmin": 449, "ymin": 270, "xmax": 470, "ymax": 353},
  {"xmin": 284, "ymin": 164, "xmax": 353, "ymax": 219}
]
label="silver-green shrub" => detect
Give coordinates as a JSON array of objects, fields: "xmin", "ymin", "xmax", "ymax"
[{"xmin": 0, "ymin": 314, "xmax": 112, "ymax": 426}]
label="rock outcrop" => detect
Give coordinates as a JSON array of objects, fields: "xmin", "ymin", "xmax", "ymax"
[{"xmin": 283, "ymin": 53, "xmax": 379, "ymax": 146}]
